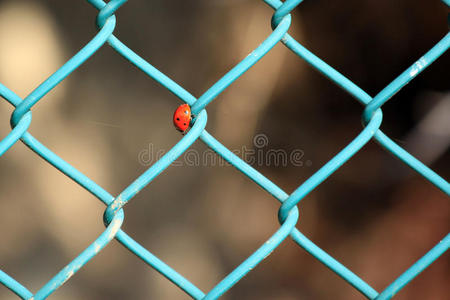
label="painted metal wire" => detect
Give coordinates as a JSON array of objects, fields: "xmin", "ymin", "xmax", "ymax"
[{"xmin": 1, "ymin": 0, "xmax": 449, "ymax": 299}]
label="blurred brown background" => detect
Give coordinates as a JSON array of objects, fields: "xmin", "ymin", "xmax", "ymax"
[{"xmin": 0, "ymin": 0, "xmax": 449, "ymax": 299}]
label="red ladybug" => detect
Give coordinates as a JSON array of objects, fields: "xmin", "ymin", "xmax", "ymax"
[{"xmin": 173, "ymin": 104, "xmax": 191, "ymax": 133}]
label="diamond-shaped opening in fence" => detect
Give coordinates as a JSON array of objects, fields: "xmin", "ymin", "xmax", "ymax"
[
  {"xmin": 116, "ymin": 140, "xmax": 293, "ymax": 296},
  {"xmin": 27, "ymin": 40, "xmax": 195, "ymax": 191},
  {"xmin": 103, "ymin": 0, "xmax": 281, "ymax": 98},
  {"xmin": 193, "ymin": 133, "xmax": 372, "ymax": 298}
]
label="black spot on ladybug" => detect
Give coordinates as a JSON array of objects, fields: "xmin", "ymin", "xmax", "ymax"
[
  {"xmin": 176, "ymin": 118, "xmax": 180, "ymax": 121},
  {"xmin": 183, "ymin": 123, "xmax": 186, "ymax": 125}
]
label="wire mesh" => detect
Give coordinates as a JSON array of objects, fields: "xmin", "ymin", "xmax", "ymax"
[{"xmin": 0, "ymin": 0, "xmax": 449, "ymax": 299}]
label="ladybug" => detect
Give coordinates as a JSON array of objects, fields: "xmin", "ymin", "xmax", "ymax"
[{"xmin": 173, "ymin": 104, "xmax": 191, "ymax": 133}]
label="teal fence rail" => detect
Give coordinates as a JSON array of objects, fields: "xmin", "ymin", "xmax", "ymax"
[{"xmin": 1, "ymin": 0, "xmax": 449, "ymax": 299}]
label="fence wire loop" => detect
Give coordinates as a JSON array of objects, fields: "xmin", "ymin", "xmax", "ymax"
[
  {"xmin": 0, "ymin": 0, "xmax": 449, "ymax": 299},
  {"xmin": 95, "ymin": 0, "xmax": 125, "ymax": 29}
]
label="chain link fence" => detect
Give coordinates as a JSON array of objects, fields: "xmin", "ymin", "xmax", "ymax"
[{"xmin": 0, "ymin": 0, "xmax": 449, "ymax": 299}]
